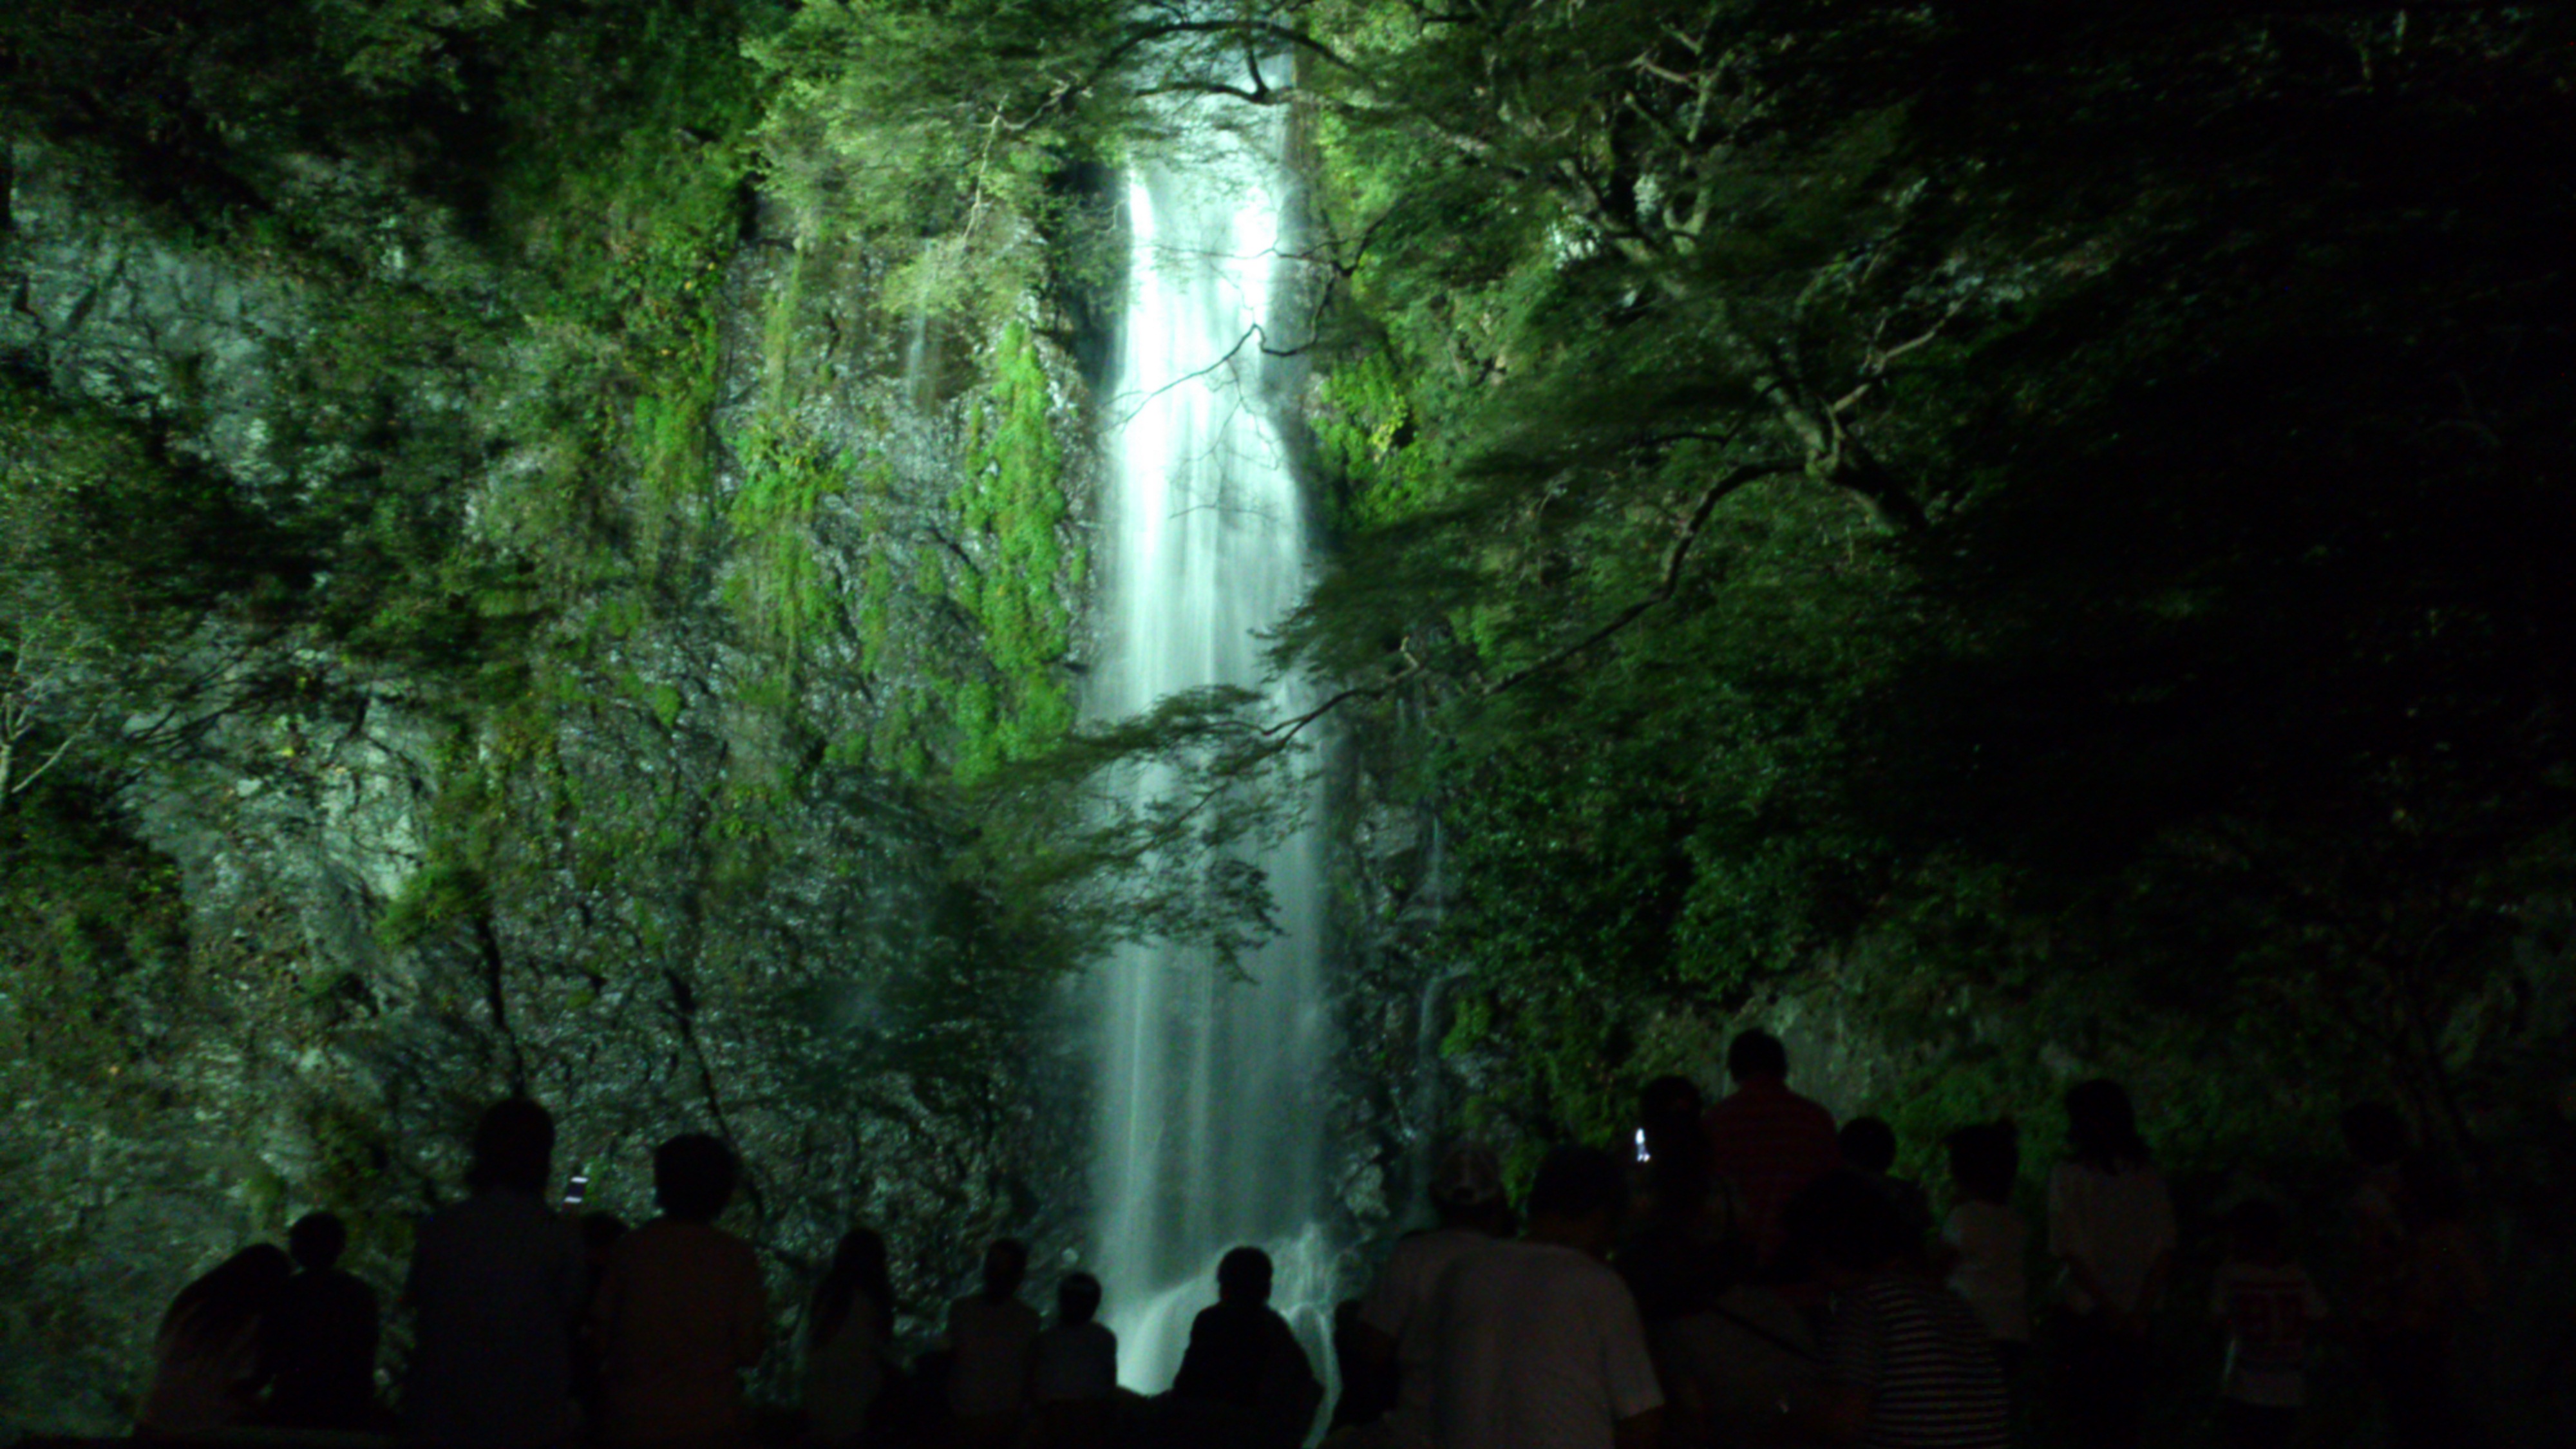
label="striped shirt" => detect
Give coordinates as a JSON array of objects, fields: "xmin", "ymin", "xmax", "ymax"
[
  {"xmin": 1826, "ymin": 1274, "xmax": 2012, "ymax": 1449},
  {"xmin": 1701, "ymin": 1079, "xmax": 1841, "ymax": 1259}
]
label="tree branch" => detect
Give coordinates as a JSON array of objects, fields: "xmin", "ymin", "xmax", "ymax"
[{"xmin": 1484, "ymin": 460, "xmax": 1797, "ymax": 696}]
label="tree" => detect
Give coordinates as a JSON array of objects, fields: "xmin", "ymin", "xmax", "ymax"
[{"xmin": 1253, "ymin": 1, "xmax": 2576, "ymax": 1157}]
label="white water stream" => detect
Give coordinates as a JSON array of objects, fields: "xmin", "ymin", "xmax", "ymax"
[{"xmin": 1088, "ymin": 99, "xmax": 1338, "ymax": 1396}]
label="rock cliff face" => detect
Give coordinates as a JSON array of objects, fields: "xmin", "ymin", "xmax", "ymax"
[{"xmin": 1, "ymin": 117, "xmax": 1097, "ymax": 1429}]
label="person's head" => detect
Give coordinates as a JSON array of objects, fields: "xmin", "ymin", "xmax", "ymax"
[
  {"xmin": 2065, "ymin": 1078, "xmax": 2151, "ymax": 1171},
  {"xmin": 287, "ymin": 1211, "xmax": 347, "ymax": 1273},
  {"xmin": 1059, "ymin": 1271, "xmax": 1103, "ymax": 1325},
  {"xmin": 1840, "ymin": 1117, "xmax": 1899, "ymax": 1176},
  {"xmin": 466, "ymin": 1097, "xmax": 555, "ymax": 1195},
  {"xmin": 1640, "ymin": 1075, "xmax": 1704, "ymax": 1132},
  {"xmin": 1216, "ymin": 1246, "xmax": 1273, "ymax": 1305},
  {"xmin": 1726, "ymin": 1030, "xmax": 1790, "ymax": 1084},
  {"xmin": 580, "ymin": 1211, "xmax": 629, "ymax": 1265},
  {"xmin": 811, "ymin": 1226, "xmax": 893, "ymax": 1346},
  {"xmin": 2224, "ymin": 1198, "xmax": 2289, "ymax": 1265},
  {"xmin": 982, "ymin": 1238, "xmax": 1030, "ymax": 1302},
  {"xmin": 2341, "ymin": 1101, "xmax": 2410, "ymax": 1169},
  {"xmin": 653, "ymin": 1133, "xmax": 739, "ymax": 1223},
  {"xmin": 1525, "ymin": 1144, "xmax": 1630, "ymax": 1256},
  {"xmin": 163, "ymin": 1244, "xmax": 293, "ymax": 1345},
  {"xmin": 1637, "ymin": 1077, "xmax": 1712, "ymax": 1197},
  {"xmin": 1784, "ymin": 1173, "xmax": 1911, "ymax": 1285},
  {"xmin": 1944, "ymin": 1121, "xmax": 2019, "ymax": 1204},
  {"xmin": 1431, "ymin": 1140, "xmax": 1506, "ymax": 1229}
]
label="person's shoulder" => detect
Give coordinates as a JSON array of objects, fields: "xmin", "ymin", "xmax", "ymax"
[
  {"xmin": 325, "ymin": 1267, "xmax": 380, "ymax": 1303},
  {"xmin": 706, "ymin": 1224, "xmax": 762, "ymax": 1276},
  {"xmin": 1527, "ymin": 1240, "xmax": 1629, "ymax": 1291},
  {"xmin": 1397, "ymin": 1224, "xmax": 1479, "ymax": 1255}
]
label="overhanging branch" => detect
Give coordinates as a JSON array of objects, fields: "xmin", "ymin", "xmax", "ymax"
[{"xmin": 1484, "ymin": 459, "xmax": 1797, "ymax": 696}]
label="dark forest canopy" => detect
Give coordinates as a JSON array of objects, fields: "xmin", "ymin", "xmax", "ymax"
[{"xmin": 1191, "ymin": 1, "xmax": 2575, "ymax": 1170}]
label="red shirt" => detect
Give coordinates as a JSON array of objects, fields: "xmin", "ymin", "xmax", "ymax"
[{"xmin": 1702, "ymin": 1079, "xmax": 1841, "ymax": 1260}]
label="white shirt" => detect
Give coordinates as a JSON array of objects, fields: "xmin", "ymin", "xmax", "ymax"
[
  {"xmin": 2047, "ymin": 1161, "xmax": 2176, "ymax": 1316},
  {"xmin": 1359, "ymin": 1227, "xmax": 1495, "ymax": 1443},
  {"xmin": 1430, "ymin": 1239, "xmax": 1664, "ymax": 1449},
  {"xmin": 1942, "ymin": 1200, "xmax": 2030, "ymax": 1343}
]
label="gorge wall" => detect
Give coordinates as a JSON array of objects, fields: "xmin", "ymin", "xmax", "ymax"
[{"xmin": 0, "ymin": 8, "xmax": 1110, "ymax": 1425}]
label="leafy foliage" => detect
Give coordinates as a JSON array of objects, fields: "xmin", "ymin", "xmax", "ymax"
[
  {"xmin": 1267, "ymin": 0, "xmax": 2576, "ymax": 1165},
  {"xmin": 950, "ymin": 321, "xmax": 1079, "ymax": 781}
]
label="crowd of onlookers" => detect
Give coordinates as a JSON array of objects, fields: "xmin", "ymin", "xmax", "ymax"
[{"xmin": 130, "ymin": 1031, "xmax": 2486, "ymax": 1448}]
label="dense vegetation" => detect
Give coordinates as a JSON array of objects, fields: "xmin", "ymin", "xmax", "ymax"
[{"xmin": 1190, "ymin": 1, "xmax": 2576, "ymax": 1182}]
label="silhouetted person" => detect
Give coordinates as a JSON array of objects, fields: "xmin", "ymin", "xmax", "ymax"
[
  {"xmin": 1032, "ymin": 1272, "xmax": 1118, "ymax": 1449},
  {"xmin": 1619, "ymin": 1077, "xmax": 1732, "ymax": 1326},
  {"xmin": 137, "ymin": 1244, "xmax": 291, "ymax": 1435},
  {"xmin": 591, "ymin": 1133, "xmax": 768, "ymax": 1448},
  {"xmin": 267, "ymin": 1211, "xmax": 383, "ymax": 1430},
  {"xmin": 1349, "ymin": 1141, "xmax": 1510, "ymax": 1443},
  {"xmin": 2211, "ymin": 1198, "xmax": 2330, "ymax": 1449},
  {"xmin": 1935, "ymin": 1121, "xmax": 2027, "ymax": 1372},
  {"xmin": 403, "ymin": 1097, "xmax": 585, "ymax": 1446},
  {"xmin": 2046, "ymin": 1078, "xmax": 2173, "ymax": 1449},
  {"xmin": 1775, "ymin": 1173, "xmax": 2009, "ymax": 1448},
  {"xmin": 805, "ymin": 1226, "xmax": 896, "ymax": 1446},
  {"xmin": 1167, "ymin": 1247, "xmax": 1321, "ymax": 1449},
  {"xmin": 574, "ymin": 1212, "xmax": 630, "ymax": 1424},
  {"xmin": 2373, "ymin": 1150, "xmax": 2488, "ymax": 1448},
  {"xmin": 1429, "ymin": 1146, "xmax": 1663, "ymax": 1449},
  {"xmin": 1635, "ymin": 1075, "xmax": 1712, "ymax": 1213},
  {"xmin": 1837, "ymin": 1116, "xmax": 1932, "ymax": 1253},
  {"xmin": 1701, "ymin": 1030, "xmax": 1840, "ymax": 1268},
  {"xmin": 946, "ymin": 1238, "xmax": 1041, "ymax": 1448}
]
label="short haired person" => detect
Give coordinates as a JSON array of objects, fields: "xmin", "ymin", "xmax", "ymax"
[
  {"xmin": 1701, "ymin": 1031, "xmax": 1841, "ymax": 1267},
  {"xmin": 1838, "ymin": 1117, "xmax": 1933, "ymax": 1255},
  {"xmin": 267, "ymin": 1211, "xmax": 384, "ymax": 1430},
  {"xmin": 1428, "ymin": 1146, "xmax": 1663, "ymax": 1449},
  {"xmin": 1033, "ymin": 1271, "xmax": 1119, "ymax": 1448},
  {"xmin": 1350, "ymin": 1142, "xmax": 1511, "ymax": 1444},
  {"xmin": 402, "ymin": 1099, "xmax": 587, "ymax": 1446},
  {"xmin": 947, "ymin": 1238, "xmax": 1043, "ymax": 1448},
  {"xmin": 1772, "ymin": 1173, "xmax": 2010, "ymax": 1448},
  {"xmin": 590, "ymin": 1133, "xmax": 769, "ymax": 1447},
  {"xmin": 1170, "ymin": 1246, "xmax": 1324, "ymax": 1448}
]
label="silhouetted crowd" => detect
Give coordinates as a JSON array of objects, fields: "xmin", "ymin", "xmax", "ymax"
[{"xmin": 132, "ymin": 1032, "xmax": 2485, "ymax": 1448}]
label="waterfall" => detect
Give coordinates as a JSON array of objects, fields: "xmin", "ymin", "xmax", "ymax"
[{"xmin": 1088, "ymin": 96, "xmax": 1338, "ymax": 1397}]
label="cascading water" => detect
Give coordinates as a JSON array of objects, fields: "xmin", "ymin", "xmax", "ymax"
[{"xmin": 1088, "ymin": 94, "xmax": 1338, "ymax": 1397}]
